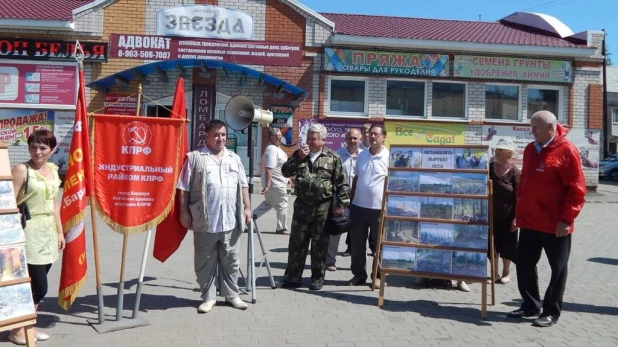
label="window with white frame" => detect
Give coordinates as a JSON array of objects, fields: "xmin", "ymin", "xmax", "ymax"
[
  {"xmin": 328, "ymin": 78, "xmax": 367, "ymax": 114},
  {"xmin": 612, "ymin": 108, "xmax": 618, "ymax": 124},
  {"xmin": 386, "ymin": 80, "xmax": 425, "ymax": 117},
  {"xmin": 431, "ymin": 82, "xmax": 466, "ymax": 118},
  {"xmin": 485, "ymin": 84, "xmax": 520, "ymax": 121},
  {"xmin": 527, "ymin": 87, "xmax": 560, "ymax": 119}
]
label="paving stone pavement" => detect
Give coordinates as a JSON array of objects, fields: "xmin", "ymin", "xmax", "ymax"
[{"xmin": 2, "ymin": 185, "xmax": 618, "ymax": 347}]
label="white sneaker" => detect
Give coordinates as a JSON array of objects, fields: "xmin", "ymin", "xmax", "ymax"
[
  {"xmin": 197, "ymin": 300, "xmax": 216, "ymax": 313},
  {"xmin": 225, "ymin": 297, "xmax": 248, "ymax": 310},
  {"xmin": 457, "ymin": 281, "xmax": 470, "ymax": 292}
]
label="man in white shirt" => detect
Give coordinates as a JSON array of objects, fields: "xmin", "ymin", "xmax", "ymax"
[
  {"xmin": 253, "ymin": 127, "xmax": 289, "ymax": 234},
  {"xmin": 326, "ymin": 128, "xmax": 363, "ymax": 271},
  {"xmin": 178, "ymin": 120, "xmax": 252, "ymax": 313},
  {"xmin": 347, "ymin": 125, "xmax": 389, "ymax": 287}
]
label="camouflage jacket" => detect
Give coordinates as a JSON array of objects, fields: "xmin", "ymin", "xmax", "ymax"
[{"xmin": 282, "ymin": 147, "xmax": 349, "ymax": 207}]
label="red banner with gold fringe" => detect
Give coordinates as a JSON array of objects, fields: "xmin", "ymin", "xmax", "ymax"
[{"xmin": 92, "ymin": 115, "xmax": 183, "ymax": 234}]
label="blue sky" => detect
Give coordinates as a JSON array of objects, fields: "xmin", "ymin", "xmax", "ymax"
[{"xmin": 301, "ymin": 0, "xmax": 616, "ymax": 62}]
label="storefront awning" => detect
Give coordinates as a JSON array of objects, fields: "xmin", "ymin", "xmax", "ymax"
[{"xmin": 88, "ymin": 59, "xmax": 308, "ymax": 97}]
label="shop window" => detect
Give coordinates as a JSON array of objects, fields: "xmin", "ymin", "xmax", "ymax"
[
  {"xmin": 431, "ymin": 82, "xmax": 466, "ymax": 118},
  {"xmin": 612, "ymin": 108, "xmax": 618, "ymax": 124},
  {"xmin": 485, "ymin": 84, "xmax": 520, "ymax": 121},
  {"xmin": 527, "ymin": 87, "xmax": 560, "ymax": 119},
  {"xmin": 144, "ymin": 105, "xmax": 172, "ymax": 117},
  {"xmin": 386, "ymin": 80, "xmax": 425, "ymax": 117},
  {"xmin": 328, "ymin": 78, "xmax": 367, "ymax": 115}
]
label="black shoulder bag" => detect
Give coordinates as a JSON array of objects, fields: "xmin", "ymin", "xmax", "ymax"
[{"xmin": 19, "ymin": 165, "xmax": 31, "ymax": 228}]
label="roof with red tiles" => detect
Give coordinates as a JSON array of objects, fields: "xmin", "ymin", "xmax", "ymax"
[
  {"xmin": 0, "ymin": 0, "xmax": 94, "ymax": 21},
  {"xmin": 320, "ymin": 13, "xmax": 588, "ymax": 48}
]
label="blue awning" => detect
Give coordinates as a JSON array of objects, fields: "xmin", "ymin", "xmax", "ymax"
[{"xmin": 88, "ymin": 59, "xmax": 308, "ymax": 97}]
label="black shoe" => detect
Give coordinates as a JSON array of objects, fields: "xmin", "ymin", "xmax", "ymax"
[
  {"xmin": 276, "ymin": 280, "xmax": 301, "ymax": 289},
  {"xmin": 507, "ymin": 308, "xmax": 541, "ymax": 318},
  {"xmin": 346, "ymin": 277, "xmax": 367, "ymax": 286},
  {"xmin": 342, "ymin": 249, "xmax": 351, "ymax": 257},
  {"xmin": 309, "ymin": 282, "xmax": 323, "ymax": 290},
  {"xmin": 533, "ymin": 315, "xmax": 558, "ymax": 327}
]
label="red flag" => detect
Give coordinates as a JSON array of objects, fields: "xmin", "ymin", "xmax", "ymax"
[
  {"xmin": 58, "ymin": 65, "xmax": 91, "ymax": 310},
  {"xmin": 153, "ymin": 78, "xmax": 189, "ymax": 262}
]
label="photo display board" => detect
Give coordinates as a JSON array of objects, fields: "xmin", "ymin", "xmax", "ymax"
[
  {"xmin": 0, "ymin": 145, "xmax": 36, "ymax": 331},
  {"xmin": 377, "ymin": 145, "xmax": 492, "ymax": 281}
]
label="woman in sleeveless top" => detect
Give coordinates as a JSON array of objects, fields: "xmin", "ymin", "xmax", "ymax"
[
  {"xmin": 489, "ymin": 138, "xmax": 520, "ymax": 284},
  {"xmin": 9, "ymin": 129, "xmax": 64, "ymax": 345}
]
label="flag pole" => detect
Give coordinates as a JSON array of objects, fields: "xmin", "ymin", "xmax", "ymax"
[
  {"xmin": 115, "ymin": 84, "xmax": 143, "ymax": 321},
  {"xmin": 132, "ymin": 229, "xmax": 151, "ymax": 318},
  {"xmin": 74, "ymin": 41, "xmax": 105, "ymax": 325},
  {"xmin": 90, "ymin": 195, "xmax": 105, "ymax": 325},
  {"xmin": 131, "ymin": 83, "xmax": 152, "ymax": 318}
]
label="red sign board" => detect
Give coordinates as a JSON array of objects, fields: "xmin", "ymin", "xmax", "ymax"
[
  {"xmin": 104, "ymin": 94, "xmax": 138, "ymax": 115},
  {"xmin": 109, "ymin": 34, "xmax": 302, "ymax": 66},
  {"xmin": 0, "ymin": 38, "xmax": 107, "ymax": 62},
  {"xmin": 0, "ymin": 62, "xmax": 76, "ymax": 106}
]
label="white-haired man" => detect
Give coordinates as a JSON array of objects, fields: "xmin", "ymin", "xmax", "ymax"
[
  {"xmin": 507, "ymin": 111, "xmax": 586, "ymax": 327},
  {"xmin": 278, "ymin": 123, "xmax": 349, "ymax": 290}
]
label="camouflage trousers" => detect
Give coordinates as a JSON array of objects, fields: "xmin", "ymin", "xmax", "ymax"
[{"xmin": 283, "ymin": 199, "xmax": 331, "ymax": 284}]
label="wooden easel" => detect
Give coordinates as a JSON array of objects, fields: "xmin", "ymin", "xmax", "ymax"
[
  {"xmin": 371, "ymin": 144, "xmax": 495, "ymax": 319},
  {"xmin": 0, "ymin": 144, "xmax": 37, "ymax": 346}
]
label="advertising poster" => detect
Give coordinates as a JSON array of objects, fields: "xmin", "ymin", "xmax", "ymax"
[
  {"xmin": 324, "ymin": 48, "xmax": 449, "ymax": 77},
  {"xmin": 0, "ymin": 62, "xmax": 77, "ymax": 106},
  {"xmin": 454, "ymin": 55, "xmax": 572, "ymax": 83},
  {"xmin": 565, "ymin": 129, "xmax": 600, "ymax": 172},
  {"xmin": 0, "ymin": 38, "xmax": 107, "ymax": 62},
  {"xmin": 270, "ymin": 105, "xmax": 294, "ymax": 146},
  {"xmin": 298, "ymin": 119, "xmax": 382, "ymax": 150},
  {"xmin": 0, "ymin": 109, "xmax": 54, "ymax": 146},
  {"xmin": 92, "ymin": 116, "xmax": 183, "ymax": 234},
  {"xmin": 109, "ymin": 34, "xmax": 301, "ymax": 66},
  {"xmin": 51, "ymin": 111, "xmax": 75, "ymax": 174},
  {"xmin": 104, "ymin": 94, "xmax": 138, "ymax": 115},
  {"xmin": 385, "ymin": 121, "xmax": 465, "ymax": 146},
  {"xmin": 481, "ymin": 125, "xmax": 599, "ymax": 172}
]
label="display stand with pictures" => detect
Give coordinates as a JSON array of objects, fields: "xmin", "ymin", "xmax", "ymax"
[
  {"xmin": 371, "ymin": 144, "xmax": 496, "ymax": 318},
  {"xmin": 0, "ymin": 145, "xmax": 37, "ymax": 346}
]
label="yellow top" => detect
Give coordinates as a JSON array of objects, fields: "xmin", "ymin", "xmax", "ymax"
[{"xmin": 17, "ymin": 163, "xmax": 61, "ymax": 265}]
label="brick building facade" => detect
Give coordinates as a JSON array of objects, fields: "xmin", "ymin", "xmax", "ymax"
[{"xmin": 0, "ymin": 1, "xmax": 606, "ymax": 187}]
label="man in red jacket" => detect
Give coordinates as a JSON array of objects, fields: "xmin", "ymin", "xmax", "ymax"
[{"xmin": 507, "ymin": 111, "xmax": 586, "ymax": 327}]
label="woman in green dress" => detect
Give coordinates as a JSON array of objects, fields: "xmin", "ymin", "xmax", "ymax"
[{"xmin": 9, "ymin": 129, "xmax": 64, "ymax": 345}]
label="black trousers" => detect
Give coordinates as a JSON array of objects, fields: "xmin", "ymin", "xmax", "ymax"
[
  {"xmin": 516, "ymin": 228, "xmax": 571, "ymax": 317},
  {"xmin": 28, "ymin": 263, "xmax": 52, "ymax": 304},
  {"xmin": 350, "ymin": 204, "xmax": 381, "ymax": 281}
]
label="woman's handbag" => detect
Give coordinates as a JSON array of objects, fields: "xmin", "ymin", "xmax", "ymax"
[{"xmin": 18, "ymin": 165, "xmax": 31, "ymax": 228}]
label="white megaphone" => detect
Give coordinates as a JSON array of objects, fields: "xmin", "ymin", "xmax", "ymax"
[{"xmin": 224, "ymin": 95, "xmax": 274, "ymax": 131}]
